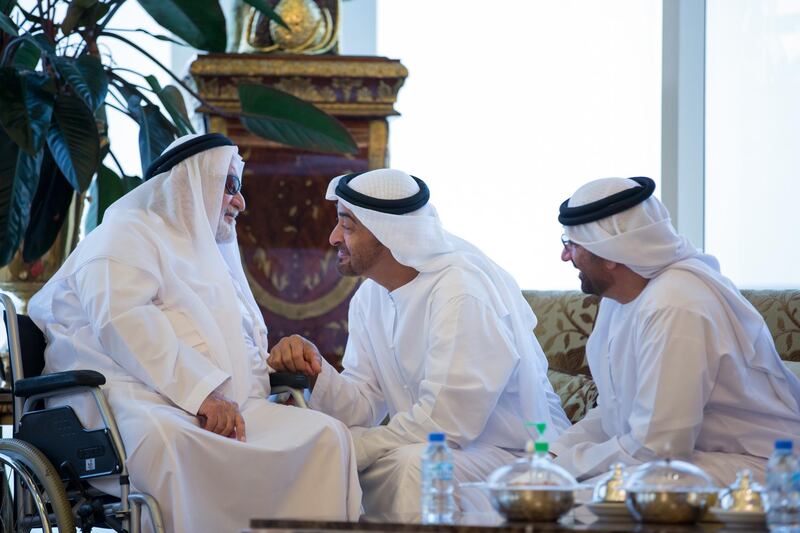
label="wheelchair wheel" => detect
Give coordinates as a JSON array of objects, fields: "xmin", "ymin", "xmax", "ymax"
[{"xmin": 0, "ymin": 438, "xmax": 75, "ymax": 533}]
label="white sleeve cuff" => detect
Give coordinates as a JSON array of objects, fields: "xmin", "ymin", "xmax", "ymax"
[
  {"xmin": 180, "ymin": 369, "xmax": 229, "ymax": 415},
  {"xmin": 308, "ymin": 357, "xmax": 336, "ymax": 409}
]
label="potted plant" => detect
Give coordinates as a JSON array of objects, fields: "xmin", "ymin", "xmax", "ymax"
[{"xmin": 0, "ymin": 0, "xmax": 357, "ymax": 270}]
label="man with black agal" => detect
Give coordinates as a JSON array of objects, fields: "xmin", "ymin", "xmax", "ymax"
[
  {"xmin": 269, "ymin": 168, "xmax": 569, "ymax": 515},
  {"xmin": 30, "ymin": 133, "xmax": 362, "ymax": 533},
  {"xmin": 552, "ymin": 176, "xmax": 800, "ymax": 483}
]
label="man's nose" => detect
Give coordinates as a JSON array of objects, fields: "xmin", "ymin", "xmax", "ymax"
[
  {"xmin": 561, "ymin": 246, "xmax": 572, "ymax": 262},
  {"xmin": 329, "ymin": 224, "xmax": 341, "ymax": 246},
  {"xmin": 232, "ymin": 191, "xmax": 246, "ymax": 211}
]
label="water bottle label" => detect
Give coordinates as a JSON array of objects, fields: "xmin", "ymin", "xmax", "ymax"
[{"xmin": 435, "ymin": 461, "xmax": 453, "ymax": 481}]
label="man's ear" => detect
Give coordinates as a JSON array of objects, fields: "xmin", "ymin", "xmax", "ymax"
[{"xmin": 602, "ymin": 259, "xmax": 620, "ymax": 271}]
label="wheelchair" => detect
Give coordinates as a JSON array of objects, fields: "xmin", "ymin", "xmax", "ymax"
[{"xmin": 0, "ymin": 292, "xmax": 309, "ymax": 532}]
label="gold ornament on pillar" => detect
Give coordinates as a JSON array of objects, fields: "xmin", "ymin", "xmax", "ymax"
[{"xmin": 241, "ymin": 0, "xmax": 339, "ymax": 54}]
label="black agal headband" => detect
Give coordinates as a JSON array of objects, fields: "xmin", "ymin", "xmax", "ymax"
[
  {"xmin": 558, "ymin": 176, "xmax": 656, "ymax": 226},
  {"xmin": 335, "ymin": 172, "xmax": 430, "ymax": 215},
  {"xmin": 144, "ymin": 133, "xmax": 235, "ymax": 180}
]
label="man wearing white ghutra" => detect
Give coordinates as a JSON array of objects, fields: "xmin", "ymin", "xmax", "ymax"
[
  {"xmin": 553, "ymin": 176, "xmax": 800, "ymax": 484},
  {"xmin": 269, "ymin": 168, "xmax": 570, "ymax": 515},
  {"xmin": 29, "ymin": 133, "xmax": 361, "ymax": 532}
]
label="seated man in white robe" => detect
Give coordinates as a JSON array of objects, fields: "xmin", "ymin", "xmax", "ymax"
[
  {"xmin": 552, "ymin": 176, "xmax": 800, "ymax": 484},
  {"xmin": 29, "ymin": 133, "xmax": 361, "ymax": 533},
  {"xmin": 268, "ymin": 168, "xmax": 570, "ymax": 516}
]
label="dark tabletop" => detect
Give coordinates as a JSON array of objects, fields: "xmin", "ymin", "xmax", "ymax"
[{"xmin": 247, "ymin": 509, "xmax": 767, "ymax": 533}]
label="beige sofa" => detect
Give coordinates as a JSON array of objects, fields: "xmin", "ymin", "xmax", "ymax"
[{"xmin": 523, "ymin": 289, "xmax": 800, "ymax": 423}]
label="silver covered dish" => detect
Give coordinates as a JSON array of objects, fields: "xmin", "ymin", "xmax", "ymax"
[
  {"xmin": 482, "ymin": 441, "xmax": 579, "ymax": 522},
  {"xmin": 624, "ymin": 457, "xmax": 718, "ymax": 524}
]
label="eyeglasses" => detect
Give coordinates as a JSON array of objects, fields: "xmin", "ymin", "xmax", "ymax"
[
  {"xmin": 225, "ymin": 174, "xmax": 241, "ymax": 195},
  {"xmin": 561, "ymin": 234, "xmax": 573, "ymax": 248}
]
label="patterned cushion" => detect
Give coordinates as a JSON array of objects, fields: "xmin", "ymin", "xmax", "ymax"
[
  {"xmin": 523, "ymin": 290, "xmax": 598, "ymax": 376},
  {"xmin": 547, "ymin": 370, "xmax": 598, "ymax": 424},
  {"xmin": 524, "ymin": 288, "xmax": 800, "ymax": 423},
  {"xmin": 741, "ymin": 290, "xmax": 800, "ymax": 362}
]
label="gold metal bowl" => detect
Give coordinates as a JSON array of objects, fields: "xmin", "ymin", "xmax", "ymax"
[
  {"xmin": 489, "ymin": 487, "xmax": 575, "ymax": 522},
  {"xmin": 626, "ymin": 490, "xmax": 718, "ymax": 524}
]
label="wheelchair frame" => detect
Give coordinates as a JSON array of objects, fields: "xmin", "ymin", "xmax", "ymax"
[{"xmin": 0, "ymin": 292, "xmax": 165, "ymax": 533}]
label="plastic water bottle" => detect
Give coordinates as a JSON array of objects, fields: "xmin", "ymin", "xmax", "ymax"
[
  {"xmin": 766, "ymin": 440, "xmax": 800, "ymax": 532},
  {"xmin": 420, "ymin": 432, "xmax": 456, "ymax": 524}
]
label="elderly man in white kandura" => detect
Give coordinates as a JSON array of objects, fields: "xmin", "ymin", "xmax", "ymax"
[
  {"xmin": 553, "ymin": 176, "xmax": 800, "ymax": 484},
  {"xmin": 268, "ymin": 168, "xmax": 570, "ymax": 516},
  {"xmin": 29, "ymin": 133, "xmax": 361, "ymax": 533}
]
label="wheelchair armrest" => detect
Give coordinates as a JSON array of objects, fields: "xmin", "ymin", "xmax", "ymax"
[
  {"xmin": 269, "ymin": 372, "xmax": 309, "ymax": 390},
  {"xmin": 14, "ymin": 370, "xmax": 106, "ymax": 398}
]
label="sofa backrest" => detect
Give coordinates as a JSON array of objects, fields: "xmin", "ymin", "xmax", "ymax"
[{"xmin": 523, "ymin": 289, "xmax": 800, "ymax": 422}]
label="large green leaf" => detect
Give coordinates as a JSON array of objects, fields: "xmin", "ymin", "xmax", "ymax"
[
  {"xmin": 136, "ymin": 0, "xmax": 226, "ymax": 52},
  {"xmin": 61, "ymin": 0, "xmax": 108, "ymax": 35},
  {"xmin": 96, "ymin": 103, "xmax": 109, "ymax": 159},
  {"xmin": 0, "ymin": 127, "xmax": 42, "ymax": 266},
  {"xmin": 53, "ymin": 55, "xmax": 108, "ymax": 111},
  {"xmin": 238, "ymin": 84, "xmax": 358, "ymax": 154},
  {"xmin": 145, "ymin": 75, "xmax": 194, "ymax": 136},
  {"xmin": 60, "ymin": 1, "xmax": 87, "ymax": 36},
  {"xmin": 0, "ymin": 11, "xmax": 18, "ymax": 36},
  {"xmin": 76, "ymin": 55, "xmax": 108, "ymax": 110},
  {"xmin": 11, "ymin": 40, "xmax": 40, "ymax": 69},
  {"xmin": 1, "ymin": 0, "xmax": 16, "ymax": 14},
  {"xmin": 46, "ymin": 94, "xmax": 100, "ymax": 192},
  {"xmin": 22, "ymin": 146, "xmax": 74, "ymax": 262},
  {"xmin": 6, "ymin": 34, "xmax": 53, "ymax": 70},
  {"xmin": 126, "ymin": 94, "xmax": 176, "ymax": 175},
  {"xmin": 242, "ymin": 0, "xmax": 288, "ymax": 30},
  {"xmin": 85, "ymin": 164, "xmax": 141, "ymax": 233},
  {"xmin": 0, "ymin": 69, "xmax": 54, "ymax": 155}
]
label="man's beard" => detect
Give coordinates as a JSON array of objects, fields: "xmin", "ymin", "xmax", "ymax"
[
  {"xmin": 335, "ymin": 245, "xmax": 356, "ymax": 276},
  {"xmin": 579, "ymin": 271, "xmax": 610, "ymax": 296},
  {"xmin": 215, "ymin": 211, "xmax": 238, "ymax": 243},
  {"xmin": 334, "ymin": 242, "xmax": 385, "ymax": 277}
]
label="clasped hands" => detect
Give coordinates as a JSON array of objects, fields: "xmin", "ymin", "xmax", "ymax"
[
  {"xmin": 197, "ymin": 387, "xmax": 246, "ymax": 442},
  {"xmin": 196, "ymin": 335, "xmax": 321, "ymax": 441}
]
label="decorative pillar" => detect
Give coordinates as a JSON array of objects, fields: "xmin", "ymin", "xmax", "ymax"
[{"xmin": 191, "ymin": 54, "xmax": 407, "ymax": 367}]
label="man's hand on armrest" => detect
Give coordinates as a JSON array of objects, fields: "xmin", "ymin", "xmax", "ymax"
[
  {"xmin": 268, "ymin": 334, "xmax": 322, "ymax": 389},
  {"xmin": 197, "ymin": 388, "xmax": 246, "ymax": 442}
]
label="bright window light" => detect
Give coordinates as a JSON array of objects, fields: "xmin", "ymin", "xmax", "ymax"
[
  {"xmin": 376, "ymin": 0, "xmax": 662, "ymax": 289},
  {"xmin": 99, "ymin": 2, "xmax": 179, "ymax": 177},
  {"xmin": 705, "ymin": 0, "xmax": 800, "ymax": 288}
]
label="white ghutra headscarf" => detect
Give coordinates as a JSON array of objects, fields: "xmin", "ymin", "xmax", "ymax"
[
  {"xmin": 31, "ymin": 133, "xmax": 268, "ymax": 406},
  {"xmin": 562, "ymin": 177, "xmax": 800, "ymax": 410},
  {"xmin": 327, "ymin": 168, "xmax": 571, "ymax": 438}
]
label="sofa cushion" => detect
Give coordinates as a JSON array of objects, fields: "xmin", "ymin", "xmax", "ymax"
[
  {"xmin": 741, "ymin": 290, "xmax": 800, "ymax": 362},
  {"xmin": 526, "ymin": 288, "xmax": 800, "ymax": 424},
  {"xmin": 523, "ymin": 290, "xmax": 598, "ymax": 375},
  {"xmin": 547, "ymin": 369, "xmax": 598, "ymax": 424},
  {"xmin": 526, "ymin": 289, "xmax": 800, "ymax": 367}
]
